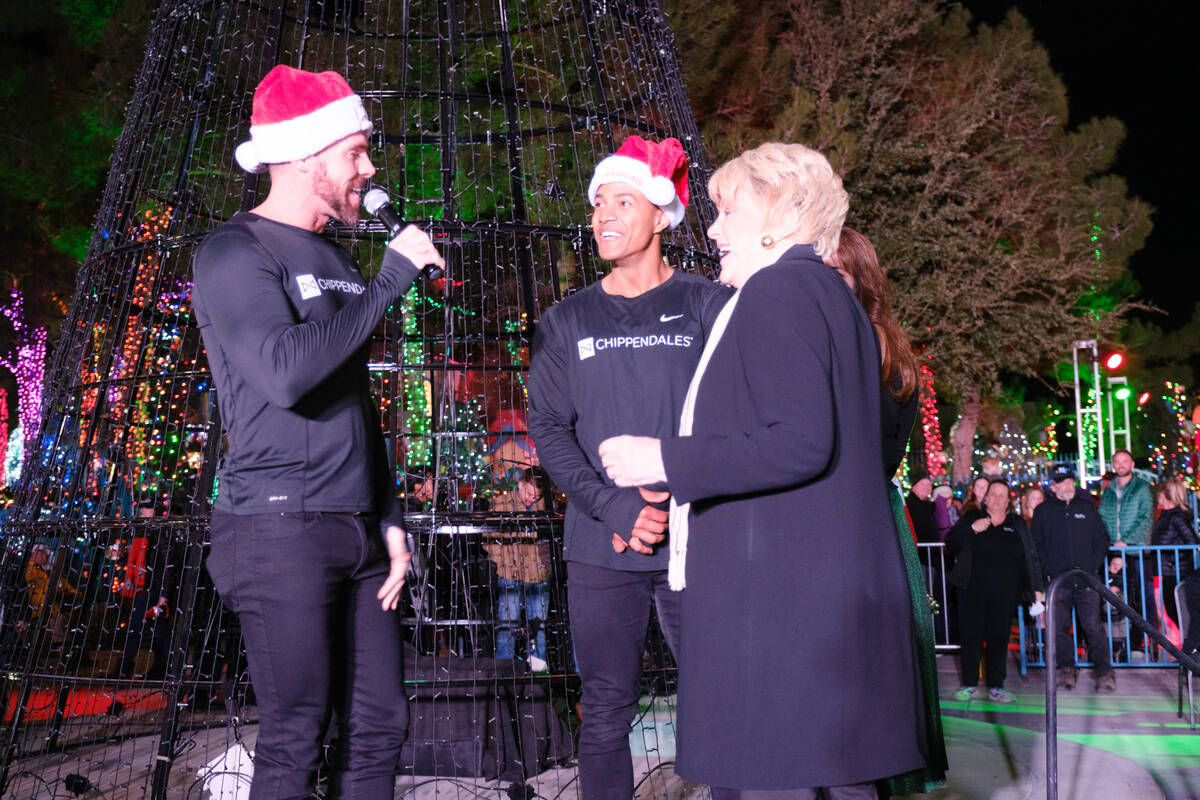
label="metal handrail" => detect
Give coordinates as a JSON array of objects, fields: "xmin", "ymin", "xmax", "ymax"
[{"xmin": 1044, "ymin": 568, "xmax": 1200, "ymax": 800}]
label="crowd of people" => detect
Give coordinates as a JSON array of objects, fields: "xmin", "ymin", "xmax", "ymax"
[{"xmin": 907, "ymin": 453, "xmax": 1200, "ymax": 700}]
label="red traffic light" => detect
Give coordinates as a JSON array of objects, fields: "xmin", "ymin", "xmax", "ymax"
[
  {"xmin": 1103, "ymin": 352, "xmax": 1125, "ymax": 370},
  {"xmin": 1137, "ymin": 391, "xmax": 1151, "ymax": 406}
]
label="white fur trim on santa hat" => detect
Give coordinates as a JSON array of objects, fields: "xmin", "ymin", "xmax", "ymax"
[
  {"xmin": 588, "ymin": 154, "xmax": 685, "ymax": 228},
  {"xmin": 235, "ymin": 93, "xmax": 372, "ymax": 173}
]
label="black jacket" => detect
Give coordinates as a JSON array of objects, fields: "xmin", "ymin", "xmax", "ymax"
[
  {"xmin": 905, "ymin": 492, "xmax": 939, "ymax": 544},
  {"xmin": 1032, "ymin": 487, "xmax": 1110, "ymax": 579},
  {"xmin": 946, "ymin": 509, "xmax": 1044, "ymax": 602},
  {"xmin": 1150, "ymin": 506, "xmax": 1199, "ymax": 578}
]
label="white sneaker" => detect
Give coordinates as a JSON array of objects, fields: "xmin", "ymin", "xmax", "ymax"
[
  {"xmin": 953, "ymin": 686, "xmax": 976, "ymax": 701},
  {"xmin": 988, "ymin": 687, "xmax": 1015, "ymax": 704}
]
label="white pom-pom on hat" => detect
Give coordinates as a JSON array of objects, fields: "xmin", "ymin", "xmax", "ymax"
[{"xmin": 588, "ymin": 136, "xmax": 690, "ymax": 228}]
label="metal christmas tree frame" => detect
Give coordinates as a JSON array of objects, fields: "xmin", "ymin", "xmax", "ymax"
[{"xmin": 0, "ymin": 1, "xmax": 716, "ymax": 796}]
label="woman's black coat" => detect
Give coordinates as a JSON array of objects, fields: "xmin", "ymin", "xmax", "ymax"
[{"xmin": 660, "ymin": 245, "xmax": 925, "ymax": 789}]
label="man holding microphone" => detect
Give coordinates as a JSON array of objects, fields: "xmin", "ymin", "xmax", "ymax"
[{"xmin": 193, "ymin": 65, "xmax": 443, "ymax": 799}]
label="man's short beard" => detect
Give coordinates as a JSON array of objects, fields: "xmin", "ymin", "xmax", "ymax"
[{"xmin": 313, "ymin": 161, "xmax": 361, "ymax": 224}]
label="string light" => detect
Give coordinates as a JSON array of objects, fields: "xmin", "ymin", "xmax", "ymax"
[
  {"xmin": 0, "ymin": 387, "xmax": 8, "ymax": 485},
  {"xmin": 917, "ymin": 362, "xmax": 946, "ymax": 480},
  {"xmin": 0, "ymin": 286, "xmax": 47, "ymax": 459},
  {"xmin": 1149, "ymin": 381, "xmax": 1195, "ymax": 487}
]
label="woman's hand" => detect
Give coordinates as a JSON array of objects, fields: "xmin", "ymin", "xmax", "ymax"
[{"xmin": 598, "ymin": 435, "xmax": 666, "ymax": 487}]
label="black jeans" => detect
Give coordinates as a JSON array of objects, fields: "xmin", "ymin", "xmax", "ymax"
[
  {"xmin": 568, "ymin": 561, "xmax": 680, "ymax": 800},
  {"xmin": 207, "ymin": 511, "xmax": 407, "ymax": 800},
  {"xmin": 1053, "ymin": 576, "xmax": 1112, "ymax": 676}
]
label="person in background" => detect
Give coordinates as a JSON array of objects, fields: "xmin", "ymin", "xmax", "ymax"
[
  {"xmin": 946, "ymin": 480, "xmax": 1042, "ymax": 703},
  {"xmin": 963, "ymin": 476, "xmax": 989, "ymax": 516},
  {"xmin": 905, "ymin": 471, "xmax": 938, "ymax": 544},
  {"xmin": 484, "ymin": 468, "xmax": 552, "ymax": 670},
  {"xmin": 933, "ymin": 484, "xmax": 955, "ymax": 539},
  {"xmin": 1099, "ymin": 449, "xmax": 1155, "ymax": 637},
  {"xmin": 1020, "ymin": 485, "xmax": 1045, "ymax": 527},
  {"xmin": 1148, "ymin": 477, "xmax": 1198, "ymax": 636},
  {"xmin": 1033, "ymin": 464, "xmax": 1115, "ymax": 692}
]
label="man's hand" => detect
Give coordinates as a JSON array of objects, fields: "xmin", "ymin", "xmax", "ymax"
[
  {"xmin": 388, "ymin": 225, "xmax": 446, "ymax": 273},
  {"xmin": 377, "ymin": 525, "xmax": 412, "ymax": 611},
  {"xmin": 612, "ymin": 488, "xmax": 670, "ymax": 554},
  {"xmin": 971, "ymin": 518, "xmax": 990, "ymax": 533}
]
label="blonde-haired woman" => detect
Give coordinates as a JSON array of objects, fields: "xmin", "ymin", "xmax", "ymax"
[
  {"xmin": 599, "ymin": 142, "xmax": 925, "ymax": 797},
  {"xmin": 1150, "ymin": 478, "xmax": 1198, "ymax": 634}
]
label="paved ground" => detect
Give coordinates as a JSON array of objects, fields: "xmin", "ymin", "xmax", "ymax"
[
  {"xmin": 5, "ymin": 655, "xmax": 1200, "ymax": 798},
  {"xmin": 920, "ymin": 655, "xmax": 1199, "ymax": 799}
]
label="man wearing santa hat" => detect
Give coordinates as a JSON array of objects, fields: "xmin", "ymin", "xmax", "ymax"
[
  {"xmin": 528, "ymin": 136, "xmax": 729, "ymax": 798},
  {"xmin": 192, "ymin": 65, "xmax": 443, "ymax": 799}
]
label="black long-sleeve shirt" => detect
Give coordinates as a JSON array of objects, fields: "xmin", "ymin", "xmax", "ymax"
[
  {"xmin": 192, "ymin": 212, "xmax": 419, "ymax": 526},
  {"xmin": 527, "ymin": 271, "xmax": 729, "ymax": 570}
]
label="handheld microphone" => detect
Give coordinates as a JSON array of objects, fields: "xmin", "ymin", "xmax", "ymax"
[{"xmin": 362, "ymin": 188, "xmax": 444, "ymax": 280}]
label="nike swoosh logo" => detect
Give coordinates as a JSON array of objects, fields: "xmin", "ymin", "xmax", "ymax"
[{"xmin": 660, "ymin": 314, "xmax": 684, "ymax": 322}]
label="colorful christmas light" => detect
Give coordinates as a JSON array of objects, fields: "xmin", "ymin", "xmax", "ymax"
[{"xmin": 917, "ymin": 362, "xmax": 946, "ymax": 480}]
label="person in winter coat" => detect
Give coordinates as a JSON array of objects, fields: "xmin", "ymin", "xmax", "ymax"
[
  {"xmin": 946, "ymin": 480, "xmax": 1043, "ymax": 703},
  {"xmin": 1032, "ymin": 464, "xmax": 1115, "ymax": 692},
  {"xmin": 1099, "ymin": 449, "xmax": 1156, "ymax": 633},
  {"xmin": 1147, "ymin": 477, "xmax": 1199, "ymax": 631}
]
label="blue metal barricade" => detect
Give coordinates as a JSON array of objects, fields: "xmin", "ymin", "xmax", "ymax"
[{"xmin": 1019, "ymin": 544, "xmax": 1200, "ymax": 672}]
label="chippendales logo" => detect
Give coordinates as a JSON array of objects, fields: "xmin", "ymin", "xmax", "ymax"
[
  {"xmin": 576, "ymin": 334, "xmax": 693, "ymax": 360},
  {"xmin": 296, "ymin": 274, "xmax": 365, "ymax": 299}
]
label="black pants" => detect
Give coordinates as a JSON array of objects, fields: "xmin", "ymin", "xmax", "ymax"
[
  {"xmin": 207, "ymin": 511, "xmax": 407, "ymax": 800},
  {"xmin": 956, "ymin": 587, "xmax": 1018, "ymax": 689},
  {"xmin": 1053, "ymin": 576, "xmax": 1112, "ymax": 676},
  {"xmin": 567, "ymin": 561, "xmax": 680, "ymax": 800}
]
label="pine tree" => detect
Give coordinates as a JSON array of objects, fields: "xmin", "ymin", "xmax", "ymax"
[{"xmin": 666, "ymin": 0, "xmax": 1152, "ymax": 480}]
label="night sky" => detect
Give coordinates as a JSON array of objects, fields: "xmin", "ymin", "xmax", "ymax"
[{"xmin": 964, "ymin": 1, "xmax": 1199, "ymax": 330}]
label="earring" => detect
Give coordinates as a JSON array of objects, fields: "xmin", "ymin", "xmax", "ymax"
[{"xmin": 760, "ymin": 235, "xmax": 775, "ymax": 250}]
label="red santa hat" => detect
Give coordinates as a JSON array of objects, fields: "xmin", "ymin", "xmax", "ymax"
[
  {"xmin": 234, "ymin": 65, "xmax": 373, "ymax": 173},
  {"xmin": 587, "ymin": 136, "xmax": 690, "ymax": 229}
]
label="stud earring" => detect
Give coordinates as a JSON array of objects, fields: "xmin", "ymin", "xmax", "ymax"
[{"xmin": 760, "ymin": 235, "xmax": 775, "ymax": 250}]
